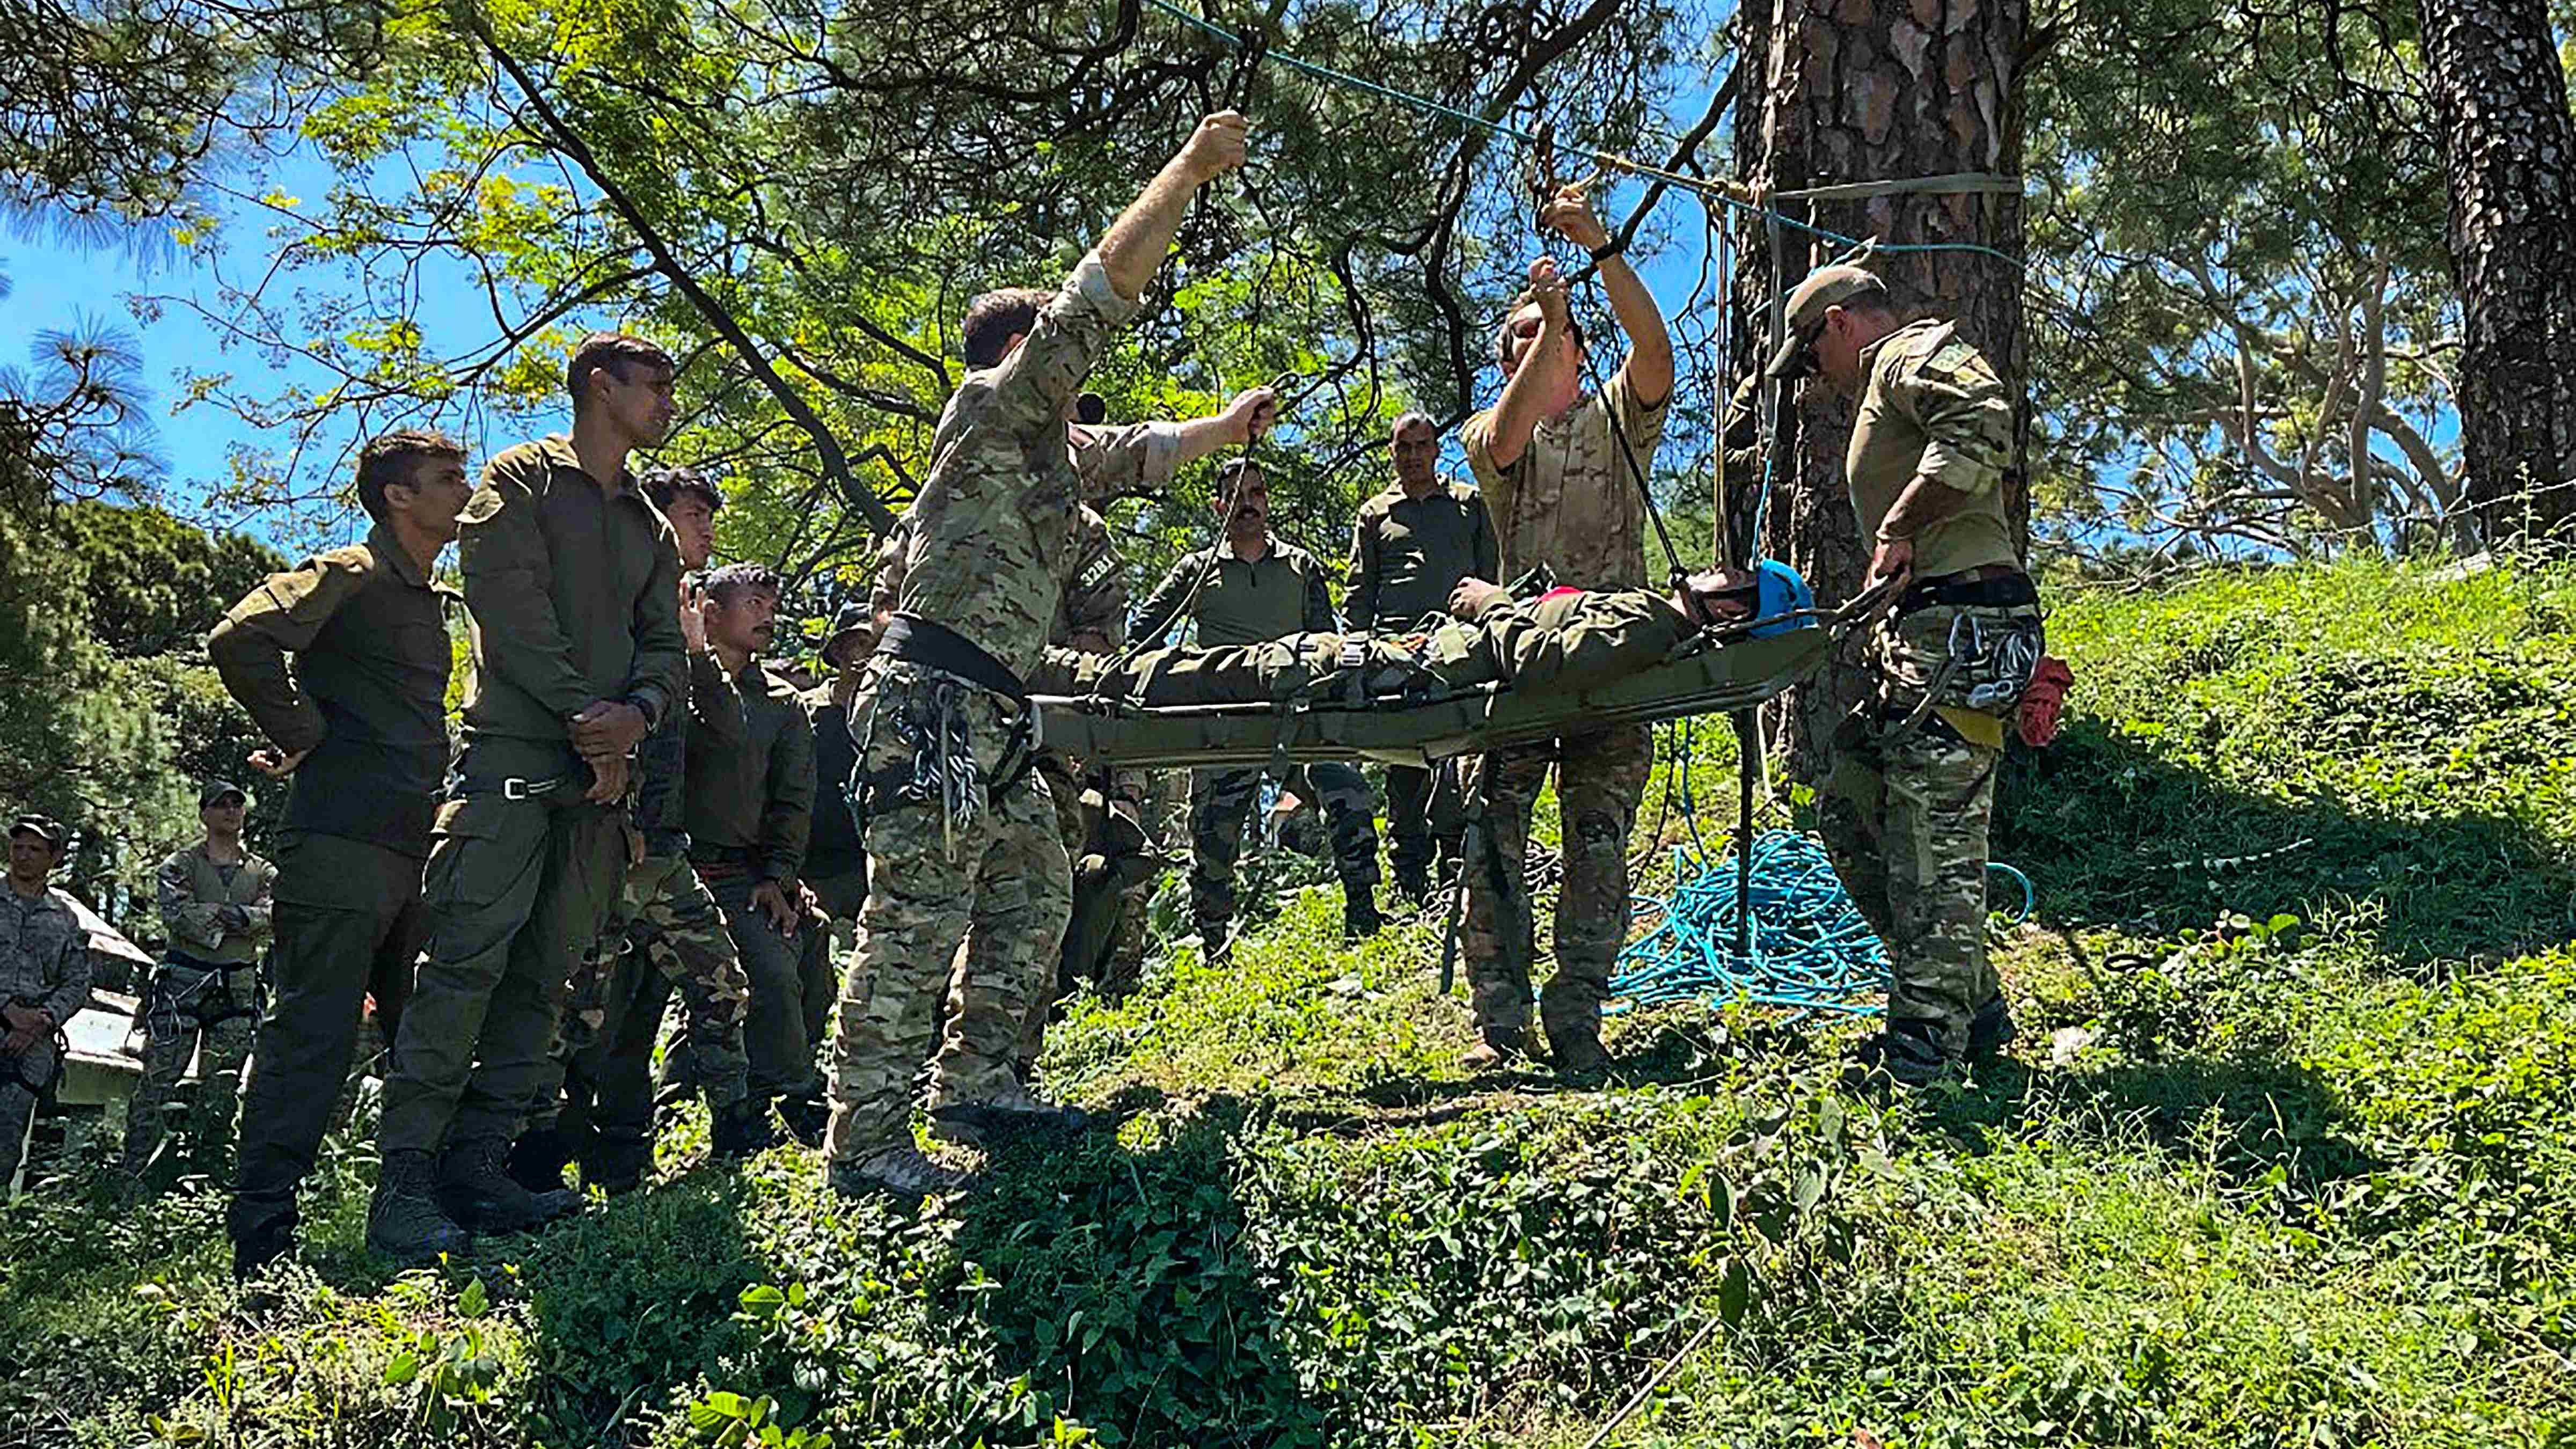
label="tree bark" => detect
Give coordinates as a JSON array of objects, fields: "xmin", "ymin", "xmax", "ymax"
[
  {"xmin": 2416, "ymin": 0, "xmax": 2576, "ymax": 540},
  {"xmin": 1730, "ymin": 0, "xmax": 2030, "ymax": 779}
]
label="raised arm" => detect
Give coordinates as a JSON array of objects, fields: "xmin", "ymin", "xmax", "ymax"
[
  {"xmin": 1542, "ymin": 185, "xmax": 1673, "ymax": 408},
  {"xmin": 1097, "ymin": 113, "xmax": 1248, "ymax": 301},
  {"xmin": 1480, "ymin": 258, "xmax": 1578, "ymax": 471},
  {"xmin": 993, "ymin": 114, "xmax": 1251, "ymax": 428}
]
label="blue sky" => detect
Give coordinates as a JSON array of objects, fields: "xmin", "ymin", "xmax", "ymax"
[{"xmin": 0, "ymin": 65, "xmax": 1739, "ymax": 555}]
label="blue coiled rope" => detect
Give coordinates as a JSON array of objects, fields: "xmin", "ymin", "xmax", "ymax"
[{"xmin": 1608, "ymin": 830, "xmax": 2033, "ymax": 1016}]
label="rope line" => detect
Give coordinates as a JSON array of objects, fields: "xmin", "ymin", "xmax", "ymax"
[
  {"xmin": 1139, "ymin": 0, "xmax": 2026, "ymax": 268},
  {"xmin": 1608, "ymin": 830, "xmax": 2033, "ymax": 1017}
]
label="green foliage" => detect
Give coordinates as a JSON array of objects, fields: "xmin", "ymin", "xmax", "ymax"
[{"xmin": 8, "ymin": 554, "xmax": 2576, "ymax": 1447}]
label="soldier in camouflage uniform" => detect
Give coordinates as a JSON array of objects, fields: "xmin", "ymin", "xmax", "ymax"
[
  {"xmin": 517, "ymin": 468, "xmax": 766, "ymax": 1196},
  {"xmin": 211, "ymin": 427, "xmax": 469, "ymax": 1275},
  {"xmin": 120, "ymin": 783, "xmax": 274, "ymax": 1183},
  {"xmin": 1762, "ymin": 262, "xmax": 2040, "ymax": 1087},
  {"xmin": 2, "ymin": 815, "xmax": 86, "ymax": 1192},
  {"xmin": 821, "ymin": 112, "xmax": 1250, "ymax": 1201},
  {"xmin": 933, "ymin": 392, "xmax": 1271, "ymax": 1096},
  {"xmin": 1457, "ymin": 186, "xmax": 1675, "ymax": 1077},
  {"xmin": 1132, "ymin": 459, "xmax": 1386, "ymax": 952}
]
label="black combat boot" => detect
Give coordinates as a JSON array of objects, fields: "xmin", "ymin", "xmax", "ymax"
[
  {"xmin": 1843, "ymin": 1018, "xmax": 1956, "ymax": 1092},
  {"xmin": 228, "ymin": 1198, "xmax": 300, "ymax": 1280},
  {"xmin": 1342, "ymin": 881, "xmax": 1384, "ymax": 940},
  {"xmin": 505, "ymin": 1123, "xmax": 576, "ymax": 1198},
  {"xmin": 710, "ymin": 1095, "xmax": 780, "ymax": 1159},
  {"xmin": 1393, "ymin": 861, "xmax": 1431, "ymax": 910},
  {"xmin": 581, "ymin": 1132, "xmax": 650, "ymax": 1196},
  {"xmin": 438, "ymin": 1137, "xmax": 580, "ymax": 1234},
  {"xmin": 1966, "ymin": 996, "xmax": 2019, "ymax": 1062},
  {"xmin": 367, "ymin": 1150, "xmax": 472, "ymax": 1265},
  {"xmin": 774, "ymin": 1089, "xmax": 829, "ymax": 1148}
]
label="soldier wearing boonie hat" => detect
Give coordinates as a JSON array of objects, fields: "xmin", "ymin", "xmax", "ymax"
[{"xmin": 1767, "ymin": 257, "xmax": 2044, "ymax": 1089}]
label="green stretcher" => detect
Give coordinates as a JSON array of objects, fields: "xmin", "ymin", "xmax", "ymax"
[{"xmin": 1034, "ymin": 623, "xmax": 1836, "ymax": 769}]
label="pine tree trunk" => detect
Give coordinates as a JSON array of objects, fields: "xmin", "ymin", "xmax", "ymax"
[
  {"xmin": 1730, "ymin": 0, "xmax": 2029, "ymax": 781},
  {"xmin": 2416, "ymin": 0, "xmax": 2576, "ymax": 539}
]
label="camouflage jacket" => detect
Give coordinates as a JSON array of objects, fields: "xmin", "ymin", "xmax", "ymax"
[
  {"xmin": 0, "ymin": 884, "xmax": 88, "ymax": 1027},
  {"xmin": 888, "ymin": 254, "xmax": 1140, "ymax": 682},
  {"xmin": 1846, "ymin": 319, "xmax": 2019, "ymax": 580},
  {"xmin": 156, "ymin": 844, "xmax": 275, "ymax": 966}
]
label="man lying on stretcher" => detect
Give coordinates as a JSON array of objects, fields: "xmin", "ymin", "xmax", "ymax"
[{"xmin": 1034, "ymin": 567, "xmax": 1776, "ymax": 706}]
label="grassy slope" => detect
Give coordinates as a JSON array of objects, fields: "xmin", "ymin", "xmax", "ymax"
[{"xmin": 5, "ymin": 555, "xmax": 2575, "ymax": 1448}]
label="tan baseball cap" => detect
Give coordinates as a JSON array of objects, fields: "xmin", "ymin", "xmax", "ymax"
[{"xmin": 1763, "ymin": 264, "xmax": 1890, "ymax": 378}]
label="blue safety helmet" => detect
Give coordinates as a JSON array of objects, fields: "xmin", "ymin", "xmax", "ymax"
[{"xmin": 1749, "ymin": 560, "xmax": 1814, "ymax": 637}]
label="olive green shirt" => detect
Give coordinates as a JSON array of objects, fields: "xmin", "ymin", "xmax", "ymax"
[
  {"xmin": 456, "ymin": 435, "xmax": 688, "ymax": 749},
  {"xmin": 1846, "ymin": 319, "xmax": 2021, "ymax": 580},
  {"xmin": 1347, "ymin": 479, "xmax": 1500, "ymax": 630},
  {"xmin": 1133, "ymin": 536, "xmax": 1336, "ymax": 648},
  {"xmin": 208, "ymin": 522, "xmax": 455, "ymax": 855},
  {"xmin": 684, "ymin": 654, "xmax": 817, "ymax": 885}
]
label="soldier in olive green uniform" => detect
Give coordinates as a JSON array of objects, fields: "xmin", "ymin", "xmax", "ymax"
[
  {"xmin": 1135, "ymin": 458, "xmax": 1386, "ymax": 951},
  {"xmin": 2, "ymin": 815, "xmax": 86, "ymax": 1193},
  {"xmin": 823, "ymin": 113, "xmax": 1248, "ymax": 1201},
  {"xmin": 367, "ymin": 334, "xmax": 688, "ymax": 1262},
  {"xmin": 1047, "ymin": 569, "xmax": 1753, "ymax": 709},
  {"xmin": 1348, "ymin": 411, "xmax": 1499, "ymax": 904},
  {"xmin": 519, "ymin": 468, "xmax": 765, "ymax": 1194},
  {"xmin": 209, "ymin": 428, "xmax": 471, "ymax": 1274},
  {"xmin": 1457, "ymin": 187, "xmax": 1675, "ymax": 1076},
  {"xmin": 1763, "ymin": 262, "xmax": 2039, "ymax": 1087},
  {"xmin": 121, "ymin": 783, "xmax": 274, "ymax": 1182},
  {"xmin": 632, "ymin": 563, "xmax": 818, "ymax": 1136}
]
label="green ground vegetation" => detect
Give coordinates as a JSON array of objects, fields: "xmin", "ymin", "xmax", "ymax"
[{"xmin": 5, "ymin": 552, "xmax": 2573, "ymax": 1447}]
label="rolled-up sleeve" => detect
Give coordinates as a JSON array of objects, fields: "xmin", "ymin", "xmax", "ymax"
[
  {"xmin": 991, "ymin": 254, "xmax": 1143, "ymax": 445},
  {"xmin": 1077, "ymin": 421, "xmax": 1183, "ymax": 497},
  {"xmin": 1896, "ymin": 347, "xmax": 2013, "ymax": 498}
]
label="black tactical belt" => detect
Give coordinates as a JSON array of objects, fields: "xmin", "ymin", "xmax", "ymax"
[
  {"xmin": 1898, "ymin": 570, "xmax": 2037, "ymax": 616},
  {"xmin": 879, "ymin": 614, "xmax": 1029, "ymax": 706},
  {"xmin": 690, "ymin": 843, "xmax": 756, "ymax": 867},
  {"xmin": 167, "ymin": 950, "xmax": 255, "ymax": 975}
]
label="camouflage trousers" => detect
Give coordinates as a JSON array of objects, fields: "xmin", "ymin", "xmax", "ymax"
[
  {"xmin": 1, "ymin": 1035, "xmax": 61, "ymax": 1189},
  {"xmin": 823, "ymin": 670, "xmax": 1071, "ymax": 1163},
  {"xmin": 1188, "ymin": 763, "xmax": 1380, "ymax": 939},
  {"xmin": 1815, "ymin": 599, "xmax": 2038, "ymax": 1057},
  {"xmin": 1461, "ymin": 725, "xmax": 1652, "ymax": 1052},
  {"xmin": 539, "ymin": 853, "xmax": 752, "ymax": 1134},
  {"xmin": 121, "ymin": 957, "xmax": 261, "ymax": 1177}
]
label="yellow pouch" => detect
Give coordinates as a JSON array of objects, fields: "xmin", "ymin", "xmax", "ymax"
[{"xmin": 1933, "ymin": 704, "xmax": 2007, "ymax": 750}]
